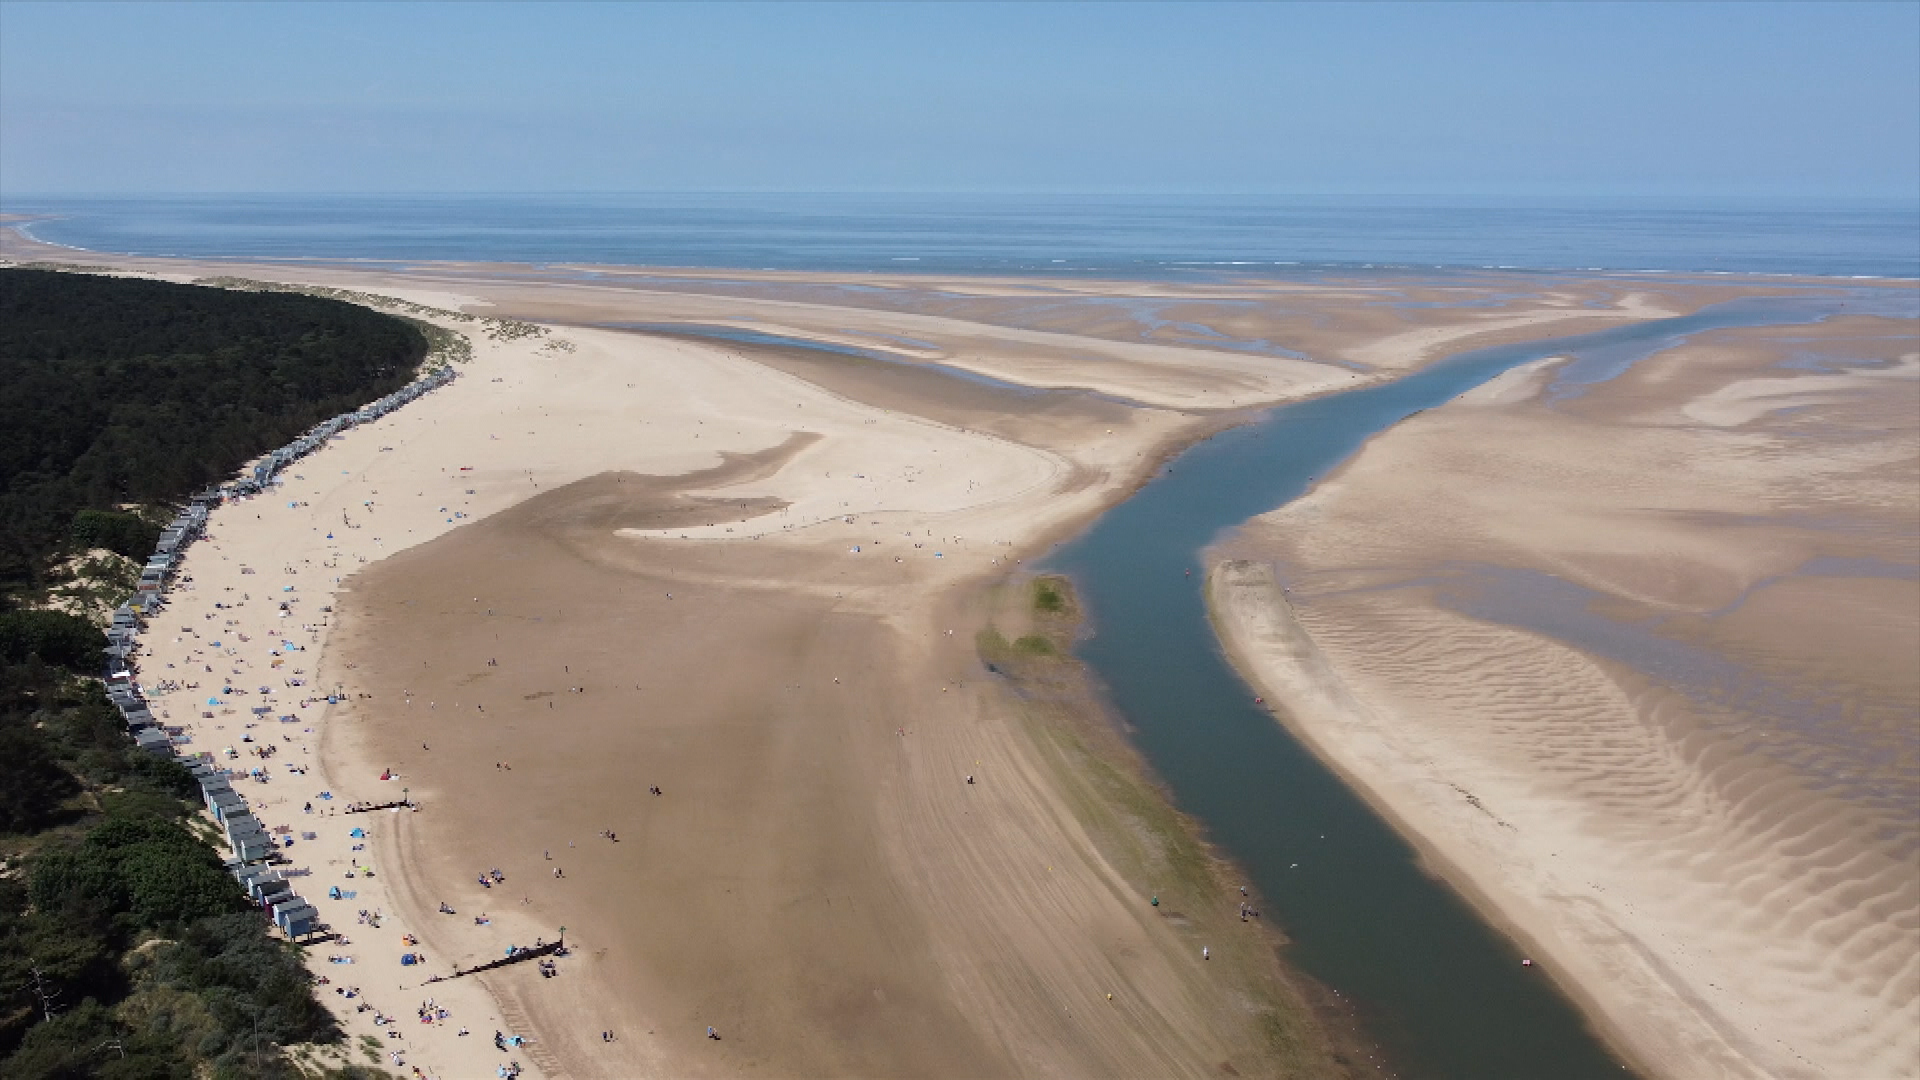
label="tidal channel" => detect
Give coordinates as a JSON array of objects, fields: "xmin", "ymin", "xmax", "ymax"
[{"xmin": 1044, "ymin": 297, "xmax": 1861, "ymax": 1079}]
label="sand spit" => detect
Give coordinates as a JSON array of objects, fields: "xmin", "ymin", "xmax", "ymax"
[{"xmin": 1212, "ymin": 313, "xmax": 1920, "ymax": 1079}]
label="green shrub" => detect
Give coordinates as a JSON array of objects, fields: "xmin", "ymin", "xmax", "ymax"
[
  {"xmin": 0, "ymin": 611, "xmax": 105, "ymax": 672},
  {"xmin": 30, "ymin": 819, "xmax": 246, "ymax": 933},
  {"xmin": 0, "ymin": 267, "xmax": 428, "ymax": 594},
  {"xmin": 68, "ymin": 511, "xmax": 160, "ymax": 561},
  {"xmin": 1033, "ymin": 581, "xmax": 1066, "ymax": 613},
  {"xmin": 0, "ymin": 724, "xmax": 81, "ymax": 833},
  {"xmin": 146, "ymin": 914, "xmax": 339, "ymax": 1065}
]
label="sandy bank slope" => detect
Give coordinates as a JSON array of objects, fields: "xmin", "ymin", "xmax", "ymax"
[{"xmin": 1211, "ymin": 314, "xmax": 1920, "ymax": 1080}]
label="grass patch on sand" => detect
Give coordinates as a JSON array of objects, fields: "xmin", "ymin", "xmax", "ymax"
[
  {"xmin": 1013, "ymin": 634, "xmax": 1055, "ymax": 655},
  {"xmin": 977, "ymin": 628, "xmax": 1062, "ymax": 662},
  {"xmin": 1033, "ymin": 578, "xmax": 1069, "ymax": 614}
]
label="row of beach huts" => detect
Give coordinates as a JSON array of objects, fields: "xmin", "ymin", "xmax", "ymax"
[
  {"xmin": 100, "ymin": 363, "xmax": 459, "ymax": 943},
  {"xmin": 230, "ymin": 365, "xmax": 457, "ymax": 496}
]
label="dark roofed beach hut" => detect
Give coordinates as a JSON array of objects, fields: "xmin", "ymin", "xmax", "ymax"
[{"xmin": 273, "ymin": 900, "xmax": 319, "ymax": 940}]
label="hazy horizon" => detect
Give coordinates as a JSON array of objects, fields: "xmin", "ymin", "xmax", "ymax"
[
  {"xmin": 8, "ymin": 190, "xmax": 1918, "ymax": 202},
  {"xmin": 3, "ymin": 2, "xmax": 1915, "ymax": 199}
]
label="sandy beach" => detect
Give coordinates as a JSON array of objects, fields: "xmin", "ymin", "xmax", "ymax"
[
  {"xmin": 1212, "ymin": 310, "xmax": 1920, "ymax": 1079},
  {"xmin": 9, "ymin": 220, "xmax": 1896, "ymax": 1077}
]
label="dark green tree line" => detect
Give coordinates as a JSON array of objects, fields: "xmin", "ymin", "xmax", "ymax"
[
  {"xmin": 0, "ymin": 268, "xmax": 416, "ymax": 1077},
  {"xmin": 0, "ymin": 268, "xmax": 427, "ymax": 594}
]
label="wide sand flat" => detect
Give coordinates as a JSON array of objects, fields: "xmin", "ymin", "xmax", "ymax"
[{"xmin": 1213, "ymin": 313, "xmax": 1920, "ymax": 1079}]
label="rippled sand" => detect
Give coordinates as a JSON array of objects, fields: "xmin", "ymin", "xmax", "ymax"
[{"xmin": 1214, "ymin": 311, "xmax": 1919, "ymax": 1079}]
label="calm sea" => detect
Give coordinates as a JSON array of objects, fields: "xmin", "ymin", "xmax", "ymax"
[{"xmin": 6, "ymin": 193, "xmax": 1917, "ymax": 280}]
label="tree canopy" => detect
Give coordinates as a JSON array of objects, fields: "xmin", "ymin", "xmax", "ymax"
[
  {"xmin": 0, "ymin": 268, "xmax": 427, "ymax": 593},
  {"xmin": 0, "ymin": 269, "xmax": 420, "ymax": 1077}
]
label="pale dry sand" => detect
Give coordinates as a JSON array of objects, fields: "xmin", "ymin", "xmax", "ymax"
[{"xmin": 1212, "ymin": 313, "xmax": 1920, "ymax": 1080}]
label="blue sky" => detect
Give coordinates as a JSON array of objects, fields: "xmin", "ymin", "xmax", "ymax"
[{"xmin": 2, "ymin": 1, "xmax": 1915, "ymax": 197}]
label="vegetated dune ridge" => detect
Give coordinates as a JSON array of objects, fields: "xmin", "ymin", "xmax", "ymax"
[
  {"xmin": 2, "ymin": 223, "xmax": 1854, "ymax": 1077},
  {"xmin": 1212, "ymin": 312, "xmax": 1920, "ymax": 1080}
]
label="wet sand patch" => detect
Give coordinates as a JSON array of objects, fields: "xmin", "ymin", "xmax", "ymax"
[{"xmin": 333, "ymin": 470, "xmax": 1011, "ymax": 1077}]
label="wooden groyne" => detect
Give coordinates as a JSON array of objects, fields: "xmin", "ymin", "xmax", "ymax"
[
  {"xmin": 343, "ymin": 799, "xmax": 418, "ymax": 815},
  {"xmin": 441, "ymin": 939, "xmax": 565, "ymax": 981}
]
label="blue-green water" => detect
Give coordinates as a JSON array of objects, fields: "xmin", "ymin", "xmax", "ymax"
[
  {"xmin": 1043, "ymin": 297, "xmax": 1873, "ymax": 1079},
  {"xmin": 7, "ymin": 192, "xmax": 1917, "ymax": 279}
]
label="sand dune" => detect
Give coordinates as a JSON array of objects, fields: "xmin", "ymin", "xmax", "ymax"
[{"xmin": 1213, "ymin": 313, "xmax": 1920, "ymax": 1079}]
